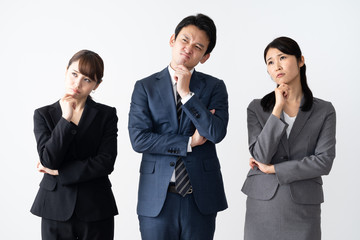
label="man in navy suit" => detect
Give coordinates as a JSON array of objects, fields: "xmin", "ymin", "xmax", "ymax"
[{"xmin": 128, "ymin": 14, "xmax": 228, "ymax": 240}]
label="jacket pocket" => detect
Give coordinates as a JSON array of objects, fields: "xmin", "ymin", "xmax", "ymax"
[
  {"xmin": 290, "ymin": 178, "xmax": 324, "ymax": 204},
  {"xmin": 241, "ymin": 173, "xmax": 279, "ymax": 200},
  {"xmin": 140, "ymin": 160, "xmax": 155, "ymax": 174}
]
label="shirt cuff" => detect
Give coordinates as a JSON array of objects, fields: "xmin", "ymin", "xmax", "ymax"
[
  {"xmin": 187, "ymin": 137, "xmax": 192, "ymax": 152},
  {"xmin": 181, "ymin": 92, "xmax": 194, "ymax": 104}
]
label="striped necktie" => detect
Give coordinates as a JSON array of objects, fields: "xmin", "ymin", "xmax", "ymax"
[
  {"xmin": 176, "ymin": 91, "xmax": 182, "ymax": 121},
  {"xmin": 175, "ymin": 91, "xmax": 192, "ymax": 196}
]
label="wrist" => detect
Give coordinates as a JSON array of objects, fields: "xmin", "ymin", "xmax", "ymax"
[
  {"xmin": 181, "ymin": 92, "xmax": 194, "ymax": 104},
  {"xmin": 179, "ymin": 89, "xmax": 190, "ymax": 99},
  {"xmin": 272, "ymin": 106, "xmax": 282, "ymax": 118},
  {"xmin": 62, "ymin": 115, "xmax": 71, "ymax": 122}
]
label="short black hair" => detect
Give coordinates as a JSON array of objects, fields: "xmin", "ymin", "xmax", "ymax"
[{"xmin": 174, "ymin": 13, "xmax": 216, "ymax": 55}]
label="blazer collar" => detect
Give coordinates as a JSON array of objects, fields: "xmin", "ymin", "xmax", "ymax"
[
  {"xmin": 155, "ymin": 67, "xmax": 205, "ymax": 129},
  {"xmin": 279, "ymin": 111, "xmax": 290, "ymax": 157},
  {"xmin": 49, "ymin": 101, "xmax": 62, "ymax": 126},
  {"xmin": 78, "ymin": 98, "xmax": 99, "ymax": 135},
  {"xmin": 156, "ymin": 68, "xmax": 178, "ymax": 128},
  {"xmin": 288, "ymin": 97, "xmax": 313, "ymax": 144},
  {"xmin": 48, "ymin": 97, "xmax": 98, "ymax": 135}
]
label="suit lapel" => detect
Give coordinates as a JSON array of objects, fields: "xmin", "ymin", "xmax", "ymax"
[
  {"xmin": 288, "ymin": 98, "xmax": 313, "ymax": 145},
  {"xmin": 279, "ymin": 112, "xmax": 290, "ymax": 157},
  {"xmin": 179, "ymin": 70, "xmax": 205, "ymax": 131},
  {"xmin": 155, "ymin": 68, "xmax": 178, "ymax": 128},
  {"xmin": 48, "ymin": 98, "xmax": 99, "ymax": 136},
  {"xmin": 77, "ymin": 98, "xmax": 99, "ymax": 137},
  {"xmin": 189, "ymin": 70, "xmax": 205, "ymax": 97},
  {"xmin": 49, "ymin": 101, "xmax": 62, "ymax": 128}
]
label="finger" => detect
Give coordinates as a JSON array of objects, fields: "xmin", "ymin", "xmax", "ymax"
[
  {"xmin": 210, "ymin": 109, "xmax": 215, "ymax": 114},
  {"xmin": 62, "ymin": 93, "xmax": 76, "ymax": 99}
]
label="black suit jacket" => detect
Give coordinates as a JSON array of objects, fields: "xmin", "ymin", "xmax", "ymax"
[{"xmin": 31, "ymin": 98, "xmax": 118, "ymax": 222}]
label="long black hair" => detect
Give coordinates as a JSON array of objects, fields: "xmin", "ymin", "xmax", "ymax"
[{"xmin": 261, "ymin": 37, "xmax": 313, "ymax": 112}]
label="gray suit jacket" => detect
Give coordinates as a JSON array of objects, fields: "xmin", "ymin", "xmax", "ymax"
[{"xmin": 242, "ymin": 97, "xmax": 336, "ymax": 204}]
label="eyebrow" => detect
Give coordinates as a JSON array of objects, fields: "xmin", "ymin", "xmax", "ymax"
[
  {"xmin": 266, "ymin": 53, "xmax": 284, "ymax": 62},
  {"xmin": 182, "ymin": 34, "xmax": 205, "ymax": 48}
]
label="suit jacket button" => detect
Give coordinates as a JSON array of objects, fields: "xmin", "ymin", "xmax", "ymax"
[
  {"xmin": 170, "ymin": 162, "xmax": 175, "ymax": 167},
  {"xmin": 71, "ymin": 130, "xmax": 77, "ymax": 134}
]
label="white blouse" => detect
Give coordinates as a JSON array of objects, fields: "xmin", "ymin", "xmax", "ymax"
[{"xmin": 283, "ymin": 112, "xmax": 297, "ymax": 138}]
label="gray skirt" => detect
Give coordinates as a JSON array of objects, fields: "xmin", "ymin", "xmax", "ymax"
[{"xmin": 244, "ymin": 184, "xmax": 321, "ymax": 240}]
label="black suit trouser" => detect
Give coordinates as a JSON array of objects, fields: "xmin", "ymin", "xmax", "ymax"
[{"xmin": 41, "ymin": 214, "xmax": 114, "ymax": 240}]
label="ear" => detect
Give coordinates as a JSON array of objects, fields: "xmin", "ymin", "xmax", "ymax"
[
  {"xmin": 299, "ymin": 55, "xmax": 305, "ymax": 67},
  {"xmin": 200, "ymin": 53, "xmax": 210, "ymax": 64},
  {"xmin": 169, "ymin": 34, "xmax": 175, "ymax": 47}
]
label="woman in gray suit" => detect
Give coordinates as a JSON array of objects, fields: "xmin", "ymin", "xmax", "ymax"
[{"xmin": 242, "ymin": 37, "xmax": 336, "ymax": 240}]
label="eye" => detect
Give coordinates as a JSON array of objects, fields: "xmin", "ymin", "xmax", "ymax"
[
  {"xmin": 182, "ymin": 38, "xmax": 188, "ymax": 43},
  {"xmin": 84, "ymin": 78, "xmax": 92, "ymax": 83},
  {"xmin": 280, "ymin": 56, "xmax": 286, "ymax": 60},
  {"xmin": 195, "ymin": 45, "xmax": 202, "ymax": 50},
  {"xmin": 267, "ymin": 61, "xmax": 273, "ymax": 65},
  {"xmin": 72, "ymin": 72, "xmax": 78, "ymax": 77}
]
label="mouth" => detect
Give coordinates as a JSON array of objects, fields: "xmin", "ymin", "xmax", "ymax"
[
  {"xmin": 72, "ymin": 88, "xmax": 80, "ymax": 94},
  {"xmin": 277, "ymin": 73, "xmax": 285, "ymax": 78},
  {"xmin": 180, "ymin": 52, "xmax": 190, "ymax": 59}
]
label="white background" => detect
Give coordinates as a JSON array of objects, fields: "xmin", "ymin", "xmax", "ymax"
[{"xmin": 1, "ymin": 0, "xmax": 359, "ymax": 239}]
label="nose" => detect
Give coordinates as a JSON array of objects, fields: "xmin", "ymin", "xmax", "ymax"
[
  {"xmin": 275, "ymin": 61, "xmax": 282, "ymax": 70},
  {"xmin": 183, "ymin": 44, "xmax": 192, "ymax": 54},
  {"xmin": 74, "ymin": 78, "xmax": 81, "ymax": 88}
]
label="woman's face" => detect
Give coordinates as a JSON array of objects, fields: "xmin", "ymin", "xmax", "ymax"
[
  {"xmin": 265, "ymin": 48, "xmax": 304, "ymax": 85},
  {"xmin": 65, "ymin": 60, "xmax": 99, "ymax": 99}
]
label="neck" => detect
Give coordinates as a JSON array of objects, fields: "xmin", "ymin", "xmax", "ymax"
[
  {"xmin": 286, "ymin": 78, "xmax": 303, "ymax": 102},
  {"xmin": 74, "ymin": 97, "xmax": 87, "ymax": 111}
]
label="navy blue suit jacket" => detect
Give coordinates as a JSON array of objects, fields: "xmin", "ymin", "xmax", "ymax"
[
  {"xmin": 31, "ymin": 98, "xmax": 118, "ymax": 222},
  {"xmin": 128, "ymin": 67, "xmax": 228, "ymax": 217}
]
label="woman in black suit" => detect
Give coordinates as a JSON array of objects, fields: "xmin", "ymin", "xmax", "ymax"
[{"xmin": 31, "ymin": 50, "xmax": 118, "ymax": 240}]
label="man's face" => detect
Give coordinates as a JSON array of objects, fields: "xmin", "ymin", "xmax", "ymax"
[{"xmin": 170, "ymin": 25, "xmax": 210, "ymax": 70}]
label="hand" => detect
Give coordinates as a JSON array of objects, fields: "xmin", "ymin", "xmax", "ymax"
[
  {"xmin": 249, "ymin": 158, "xmax": 275, "ymax": 174},
  {"xmin": 190, "ymin": 129, "xmax": 207, "ymax": 148},
  {"xmin": 60, "ymin": 94, "xmax": 77, "ymax": 121},
  {"xmin": 190, "ymin": 109, "xmax": 214, "ymax": 148},
  {"xmin": 272, "ymin": 83, "xmax": 290, "ymax": 118},
  {"xmin": 36, "ymin": 161, "xmax": 59, "ymax": 176},
  {"xmin": 174, "ymin": 65, "xmax": 191, "ymax": 98}
]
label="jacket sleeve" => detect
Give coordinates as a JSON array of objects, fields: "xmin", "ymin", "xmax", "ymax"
[
  {"xmin": 247, "ymin": 100, "xmax": 288, "ymax": 164},
  {"xmin": 58, "ymin": 107, "xmax": 118, "ymax": 185},
  {"xmin": 182, "ymin": 80, "xmax": 229, "ymax": 144},
  {"xmin": 34, "ymin": 108, "xmax": 78, "ymax": 170},
  {"xmin": 275, "ymin": 104, "xmax": 336, "ymax": 184},
  {"xmin": 128, "ymin": 81, "xmax": 189, "ymax": 156}
]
